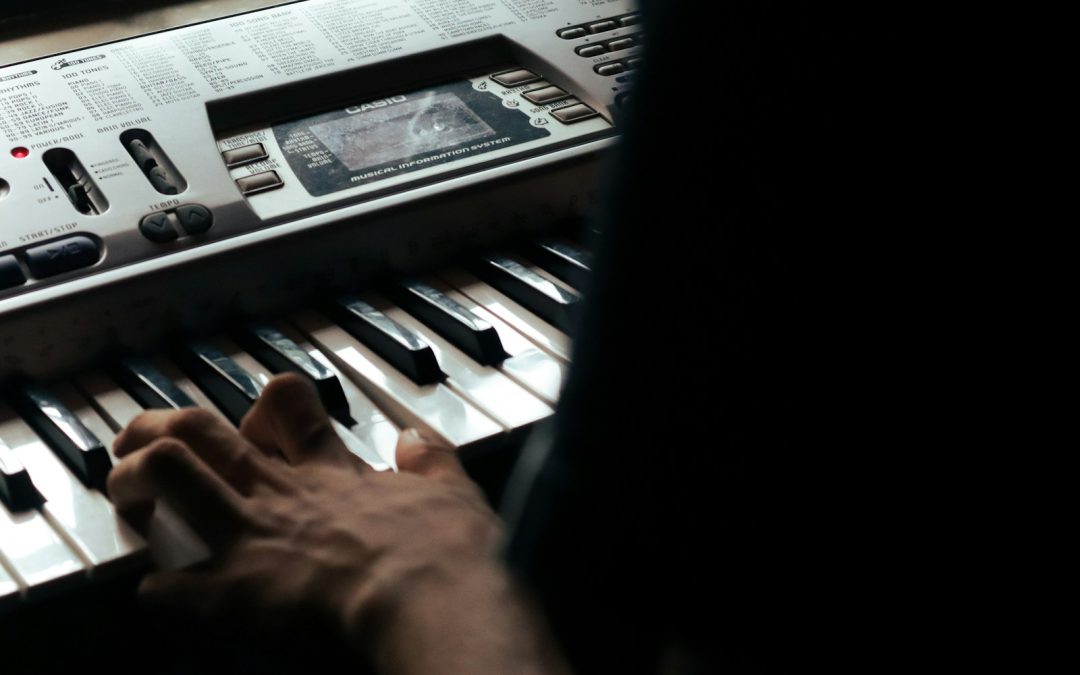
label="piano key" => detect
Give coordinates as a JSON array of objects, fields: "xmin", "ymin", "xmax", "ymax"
[
  {"xmin": 78, "ymin": 360, "xmax": 228, "ymax": 438},
  {"xmin": 0, "ymin": 400, "xmax": 146, "ymax": 579},
  {"xmin": 0, "ymin": 499, "xmax": 85, "ymax": 601},
  {"xmin": 10, "ymin": 382, "xmax": 112, "ymax": 491},
  {"xmin": 175, "ymin": 339, "xmax": 271, "ymax": 425},
  {"xmin": 111, "ymin": 356, "xmax": 197, "ymax": 410},
  {"xmin": 1, "ymin": 437, "xmax": 43, "ymax": 512},
  {"xmin": 71, "ymin": 377, "xmax": 212, "ymax": 571},
  {"xmin": 234, "ymin": 322, "xmax": 351, "ymax": 423},
  {"xmin": 327, "ymin": 295, "xmax": 444, "ymax": 386},
  {"xmin": 441, "ymin": 268, "xmax": 572, "ymax": 362},
  {"xmin": 0, "ymin": 407, "xmax": 87, "ymax": 601},
  {"xmin": 0, "ymin": 562, "xmax": 18, "ymax": 614},
  {"xmin": 256, "ymin": 321, "xmax": 400, "ymax": 470},
  {"xmin": 373, "ymin": 296, "xmax": 553, "ymax": 431},
  {"xmin": 527, "ymin": 240, "xmax": 592, "ymax": 289},
  {"xmin": 420, "ymin": 278, "xmax": 568, "ymax": 406},
  {"xmin": 390, "ymin": 281, "xmax": 507, "ymax": 366},
  {"xmin": 292, "ymin": 309, "xmax": 503, "ymax": 451},
  {"xmin": 469, "ymin": 254, "xmax": 582, "ymax": 332}
]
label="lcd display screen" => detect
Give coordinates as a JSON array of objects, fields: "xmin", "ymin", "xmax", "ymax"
[{"xmin": 310, "ymin": 92, "xmax": 496, "ymax": 171}]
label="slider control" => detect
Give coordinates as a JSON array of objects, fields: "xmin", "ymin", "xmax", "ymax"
[
  {"xmin": 42, "ymin": 148, "xmax": 109, "ymax": 215},
  {"xmin": 120, "ymin": 128, "xmax": 187, "ymax": 195}
]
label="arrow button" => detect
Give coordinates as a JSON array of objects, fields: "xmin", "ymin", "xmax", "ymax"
[
  {"xmin": 176, "ymin": 204, "xmax": 213, "ymax": 235},
  {"xmin": 139, "ymin": 211, "xmax": 179, "ymax": 243}
]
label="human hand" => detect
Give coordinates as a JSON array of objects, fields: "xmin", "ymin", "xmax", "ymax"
[{"xmin": 107, "ymin": 374, "xmax": 564, "ymax": 674}]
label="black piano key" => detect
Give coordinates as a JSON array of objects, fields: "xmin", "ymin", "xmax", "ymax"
[
  {"xmin": 175, "ymin": 342, "xmax": 263, "ymax": 425},
  {"xmin": 0, "ymin": 439, "xmax": 43, "ymax": 511},
  {"xmin": 469, "ymin": 255, "xmax": 582, "ymax": 332},
  {"xmin": 10, "ymin": 383, "xmax": 112, "ymax": 491},
  {"xmin": 527, "ymin": 240, "xmax": 592, "ymax": 290},
  {"xmin": 391, "ymin": 281, "xmax": 507, "ymax": 366},
  {"xmin": 235, "ymin": 323, "xmax": 352, "ymax": 424},
  {"xmin": 112, "ymin": 356, "xmax": 197, "ymax": 410},
  {"xmin": 327, "ymin": 296, "xmax": 444, "ymax": 386}
]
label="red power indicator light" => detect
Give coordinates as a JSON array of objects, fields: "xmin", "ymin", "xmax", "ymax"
[{"xmin": 11, "ymin": 147, "xmax": 30, "ymax": 159}]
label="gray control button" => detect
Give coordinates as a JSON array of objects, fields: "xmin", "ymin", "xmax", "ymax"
[
  {"xmin": 551, "ymin": 103, "xmax": 599, "ymax": 124},
  {"xmin": 176, "ymin": 204, "xmax": 213, "ymax": 234},
  {"xmin": 576, "ymin": 44, "xmax": 607, "ymax": 58},
  {"xmin": 236, "ymin": 170, "xmax": 283, "ymax": 196},
  {"xmin": 139, "ymin": 211, "xmax": 179, "ymax": 243},
  {"xmin": 627, "ymin": 57, "xmax": 644, "ymax": 70},
  {"xmin": 491, "ymin": 69, "xmax": 540, "ymax": 87},
  {"xmin": 607, "ymin": 38, "xmax": 635, "ymax": 51},
  {"xmin": 222, "ymin": 143, "xmax": 268, "ymax": 168},
  {"xmin": 0, "ymin": 255, "xmax": 25, "ymax": 290},
  {"xmin": 618, "ymin": 14, "xmax": 641, "ymax": 27},
  {"xmin": 522, "ymin": 86, "xmax": 572, "ymax": 105},
  {"xmin": 557, "ymin": 27, "xmax": 587, "ymax": 39},
  {"xmin": 596, "ymin": 63, "xmax": 626, "ymax": 76},
  {"xmin": 587, "ymin": 20, "xmax": 617, "ymax": 33}
]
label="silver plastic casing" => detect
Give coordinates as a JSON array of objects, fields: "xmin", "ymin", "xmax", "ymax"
[{"xmin": 0, "ymin": 0, "xmax": 640, "ymax": 378}]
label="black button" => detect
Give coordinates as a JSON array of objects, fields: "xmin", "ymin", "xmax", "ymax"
[
  {"xmin": 176, "ymin": 204, "xmax": 213, "ymax": 234},
  {"xmin": 139, "ymin": 211, "xmax": 178, "ymax": 243},
  {"xmin": 222, "ymin": 143, "xmax": 268, "ymax": 168},
  {"xmin": 25, "ymin": 236, "xmax": 100, "ymax": 278},
  {"xmin": 0, "ymin": 255, "xmax": 25, "ymax": 290},
  {"xmin": 236, "ymin": 170, "xmax": 283, "ymax": 196}
]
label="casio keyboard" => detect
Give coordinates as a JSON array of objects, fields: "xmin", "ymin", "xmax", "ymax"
[{"xmin": 0, "ymin": 0, "xmax": 638, "ymax": 649}]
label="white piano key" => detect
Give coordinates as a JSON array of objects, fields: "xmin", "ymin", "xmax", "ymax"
[
  {"xmin": 0, "ymin": 562, "xmax": 20, "ymax": 614},
  {"xmin": 292, "ymin": 309, "xmax": 503, "ymax": 451},
  {"xmin": 268, "ymin": 322, "xmax": 401, "ymax": 470},
  {"xmin": 2, "ymin": 394, "xmax": 147, "ymax": 579},
  {"xmin": 0, "ymin": 412, "xmax": 87, "ymax": 601},
  {"xmin": 422, "ymin": 277, "xmax": 567, "ymax": 405},
  {"xmin": 441, "ymin": 268, "xmax": 572, "ymax": 362},
  {"xmin": 371, "ymin": 294, "xmax": 554, "ymax": 431},
  {"xmin": 69, "ymin": 378, "xmax": 212, "ymax": 571},
  {"xmin": 76, "ymin": 360, "xmax": 228, "ymax": 440}
]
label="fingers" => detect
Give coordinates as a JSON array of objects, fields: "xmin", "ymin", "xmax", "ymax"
[
  {"xmin": 395, "ymin": 429, "xmax": 469, "ymax": 484},
  {"xmin": 113, "ymin": 407, "xmax": 291, "ymax": 495},
  {"xmin": 239, "ymin": 374, "xmax": 351, "ymax": 467},
  {"xmin": 108, "ymin": 437, "xmax": 247, "ymax": 547}
]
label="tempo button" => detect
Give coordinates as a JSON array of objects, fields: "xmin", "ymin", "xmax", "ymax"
[
  {"xmin": 176, "ymin": 204, "xmax": 213, "ymax": 235},
  {"xmin": 139, "ymin": 211, "xmax": 179, "ymax": 243}
]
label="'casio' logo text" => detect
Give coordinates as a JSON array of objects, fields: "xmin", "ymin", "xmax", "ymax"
[{"xmin": 346, "ymin": 95, "xmax": 408, "ymax": 114}]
